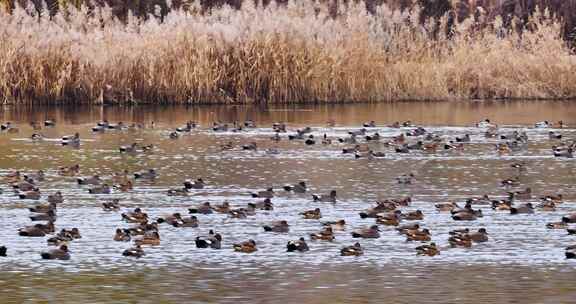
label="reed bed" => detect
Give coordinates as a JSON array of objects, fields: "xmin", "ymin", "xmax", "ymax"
[{"xmin": 0, "ymin": 0, "xmax": 575, "ymax": 104}]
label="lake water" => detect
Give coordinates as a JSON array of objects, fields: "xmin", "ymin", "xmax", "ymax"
[{"xmin": 0, "ymin": 101, "xmax": 575, "ymax": 303}]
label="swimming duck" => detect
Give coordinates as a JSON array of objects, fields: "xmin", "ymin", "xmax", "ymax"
[
  {"xmin": 61, "ymin": 133, "xmax": 80, "ymax": 145},
  {"xmin": 156, "ymin": 213, "xmax": 183, "ymax": 225},
  {"xmin": 121, "ymin": 212, "xmax": 148, "ymax": 224},
  {"xmin": 508, "ymin": 187, "xmax": 532, "ymax": 200},
  {"xmin": 396, "ymin": 223, "xmax": 420, "ymax": 235},
  {"xmin": 114, "ymin": 180, "xmax": 133, "ymax": 192},
  {"xmin": 195, "ymin": 230, "xmax": 222, "ymax": 249},
  {"xmin": 30, "ymin": 210, "xmax": 56, "ymax": 222},
  {"xmin": 452, "ymin": 210, "xmax": 481, "ymax": 221},
  {"xmin": 500, "ymin": 177, "xmax": 520, "ymax": 187},
  {"xmin": 0, "ymin": 122, "xmax": 13, "ymax": 131},
  {"xmin": 283, "ymin": 181, "xmax": 307, "ymax": 193},
  {"xmin": 406, "ymin": 228, "xmax": 431, "ymax": 242},
  {"xmin": 89, "ymin": 183, "xmax": 111, "ymax": 194},
  {"xmin": 29, "ymin": 202, "xmax": 57, "ymax": 213},
  {"xmin": 184, "ymin": 178, "xmax": 205, "ymax": 190},
  {"xmin": 18, "ymin": 223, "xmax": 52, "ymax": 237},
  {"xmin": 535, "ymin": 121, "xmax": 550, "ymax": 128},
  {"xmin": 540, "ymin": 194, "xmax": 563, "ymax": 204},
  {"xmin": 102, "ymin": 199, "xmax": 121, "ymax": 211},
  {"xmin": 220, "ymin": 141, "xmax": 234, "ymax": 151},
  {"xmin": 19, "ymin": 189, "xmax": 41, "ymax": 200},
  {"xmin": 172, "ymin": 215, "xmax": 199, "ymax": 228},
  {"xmin": 134, "ymin": 169, "xmax": 157, "ymax": 180},
  {"xmin": 188, "ymin": 202, "xmax": 213, "ymax": 214},
  {"xmin": 12, "ymin": 179, "xmax": 37, "ymax": 192},
  {"xmin": 287, "ymin": 237, "xmax": 309, "ymax": 252},
  {"xmin": 468, "ymin": 228, "xmax": 489, "ymax": 242},
  {"xmin": 41, "ymin": 245, "xmax": 70, "ymax": 260},
  {"xmin": 546, "ymin": 222, "xmax": 568, "ymax": 229},
  {"xmin": 134, "ymin": 231, "xmax": 161, "ymax": 246},
  {"xmin": 122, "ymin": 245, "xmax": 145, "ymax": 258},
  {"xmin": 273, "ymin": 122, "xmax": 287, "ymax": 132},
  {"xmin": 270, "ymin": 133, "xmax": 281, "ymax": 141},
  {"xmin": 566, "ymin": 247, "xmax": 576, "ymax": 259},
  {"xmin": 537, "ymin": 201, "xmax": 556, "ymax": 212},
  {"xmin": 107, "ymin": 122, "xmax": 125, "ymax": 130},
  {"xmin": 363, "ymin": 121, "xmax": 376, "ymax": 128},
  {"xmin": 375, "ymin": 210, "xmax": 402, "ymax": 226},
  {"xmin": 491, "ymin": 199, "xmax": 513, "ymax": 211},
  {"xmin": 312, "ymin": 190, "xmax": 337, "ymax": 203},
  {"xmin": 114, "ymin": 228, "xmax": 131, "ymax": 242},
  {"xmin": 562, "ymin": 213, "xmax": 576, "ymax": 223},
  {"xmin": 242, "ymin": 142, "xmax": 257, "ymax": 151},
  {"xmin": 402, "ymin": 210, "xmax": 424, "ymax": 221},
  {"xmin": 396, "ymin": 173, "xmax": 415, "ymax": 184},
  {"xmin": 476, "ymin": 119, "xmax": 493, "ymax": 128},
  {"xmin": 322, "ymin": 220, "xmax": 346, "ymax": 231},
  {"xmin": 0, "ymin": 246, "xmax": 6, "ymax": 257},
  {"xmin": 263, "ymin": 220, "xmax": 289, "ymax": 233},
  {"xmin": 213, "ymin": 202, "xmax": 231, "ymax": 213},
  {"xmin": 554, "ymin": 148, "xmax": 573, "ymax": 158},
  {"xmin": 549, "ymin": 131, "xmax": 562, "ymax": 139},
  {"xmin": 47, "ymin": 228, "xmax": 81, "ymax": 245},
  {"xmin": 301, "ymin": 208, "xmax": 322, "ymax": 220},
  {"xmin": 233, "ymin": 239, "xmax": 257, "ymax": 253},
  {"xmin": 59, "ymin": 164, "xmax": 80, "ymax": 176},
  {"xmin": 455, "ymin": 134, "xmax": 471, "ymax": 143},
  {"xmin": 448, "ymin": 234, "xmax": 472, "ymax": 248},
  {"xmin": 510, "ymin": 203, "xmax": 534, "ymax": 215},
  {"xmin": 119, "ymin": 143, "xmax": 139, "ymax": 153},
  {"xmin": 77, "ymin": 175, "xmax": 102, "ymax": 185},
  {"xmin": 370, "ymin": 151, "xmax": 386, "ymax": 158},
  {"xmin": 166, "ymin": 187, "xmax": 189, "ymax": 196},
  {"xmin": 251, "ymin": 188, "xmax": 274, "ymax": 198},
  {"xmin": 46, "ymin": 191, "xmax": 63, "ymax": 204},
  {"xmin": 176, "ymin": 121, "xmax": 196, "ymax": 132},
  {"xmin": 416, "ymin": 243, "xmax": 440, "ymax": 256},
  {"xmin": 351, "ymin": 225, "xmax": 380, "ymax": 239},
  {"xmin": 340, "ymin": 243, "xmax": 363, "ymax": 256},
  {"xmin": 310, "ymin": 226, "xmax": 335, "ymax": 241}
]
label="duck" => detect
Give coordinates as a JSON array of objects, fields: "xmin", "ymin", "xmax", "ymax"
[
  {"xmin": 213, "ymin": 202, "xmax": 231, "ymax": 213},
  {"xmin": 29, "ymin": 202, "xmax": 57, "ymax": 213},
  {"xmin": 102, "ymin": 199, "xmax": 121, "ymax": 211},
  {"xmin": 12, "ymin": 178, "xmax": 37, "ymax": 191},
  {"xmin": 18, "ymin": 224, "xmax": 51, "ymax": 237},
  {"xmin": 301, "ymin": 208, "xmax": 322, "ymax": 220},
  {"xmin": 537, "ymin": 201, "xmax": 556, "ymax": 212},
  {"xmin": 263, "ymin": 220, "xmax": 289, "ymax": 233},
  {"xmin": 119, "ymin": 143, "xmax": 140, "ymax": 153},
  {"xmin": 89, "ymin": 183, "xmax": 111, "ymax": 194},
  {"xmin": 510, "ymin": 203, "xmax": 534, "ymax": 215},
  {"xmin": 287, "ymin": 238, "xmax": 309, "ymax": 252},
  {"xmin": 166, "ymin": 187, "xmax": 189, "ymax": 197},
  {"xmin": 448, "ymin": 234, "xmax": 472, "ymax": 248},
  {"xmin": 134, "ymin": 169, "xmax": 157, "ymax": 180},
  {"xmin": 549, "ymin": 131, "xmax": 562, "ymax": 139},
  {"xmin": 321, "ymin": 220, "xmax": 346, "ymax": 231},
  {"xmin": 242, "ymin": 142, "xmax": 257, "ymax": 151},
  {"xmin": 351, "ymin": 225, "xmax": 380, "ymax": 239},
  {"xmin": 312, "ymin": 190, "xmax": 337, "ymax": 203},
  {"xmin": 61, "ymin": 133, "xmax": 80, "ymax": 145},
  {"xmin": 396, "ymin": 173, "xmax": 415, "ymax": 184},
  {"xmin": 59, "ymin": 164, "xmax": 80, "ymax": 176},
  {"xmin": 554, "ymin": 148, "xmax": 573, "ymax": 158},
  {"xmin": 169, "ymin": 131, "xmax": 180, "ymax": 139},
  {"xmin": 310, "ymin": 226, "xmax": 335, "ymax": 241},
  {"xmin": 370, "ymin": 151, "xmax": 386, "ymax": 158},
  {"xmin": 452, "ymin": 210, "xmax": 480, "ymax": 221},
  {"xmin": 566, "ymin": 246, "xmax": 576, "ymax": 259},
  {"xmin": 435, "ymin": 202, "xmax": 459, "ymax": 212},
  {"xmin": 340, "ymin": 243, "xmax": 363, "ymax": 256},
  {"xmin": 77, "ymin": 175, "xmax": 102, "ymax": 185},
  {"xmin": 156, "ymin": 213, "xmax": 183, "ymax": 225},
  {"xmin": 121, "ymin": 212, "xmax": 148, "ymax": 224},
  {"xmin": 19, "ymin": 189, "xmax": 41, "ymax": 200},
  {"xmin": 122, "ymin": 245, "xmax": 145, "ymax": 258},
  {"xmin": 184, "ymin": 178, "xmax": 205, "ymax": 190},
  {"xmin": 134, "ymin": 231, "xmax": 161, "ymax": 246},
  {"xmin": 188, "ymin": 202, "xmax": 213, "ymax": 214},
  {"xmin": 540, "ymin": 194, "xmax": 563, "ymax": 204},
  {"xmin": 41, "ymin": 245, "xmax": 70, "ymax": 260},
  {"xmin": 176, "ymin": 121, "xmax": 196, "ymax": 132},
  {"xmin": 0, "ymin": 246, "xmax": 6, "ymax": 257},
  {"xmin": 455, "ymin": 134, "xmax": 471, "ymax": 143},
  {"xmin": 416, "ymin": 243, "xmax": 440, "ymax": 256},
  {"xmin": 468, "ymin": 228, "xmax": 489, "ymax": 242},
  {"xmin": 251, "ymin": 188, "xmax": 273, "ymax": 198},
  {"xmin": 492, "ymin": 199, "xmax": 513, "ymax": 211},
  {"xmin": 476, "ymin": 119, "xmax": 494, "ymax": 128},
  {"xmin": 396, "ymin": 223, "xmax": 420, "ymax": 235},
  {"xmin": 363, "ymin": 121, "xmax": 376, "ymax": 128},
  {"xmin": 374, "ymin": 210, "xmax": 402, "ymax": 226},
  {"xmin": 562, "ymin": 213, "xmax": 576, "ymax": 223},
  {"xmin": 195, "ymin": 230, "xmax": 222, "ymax": 249},
  {"xmin": 546, "ymin": 222, "xmax": 568, "ymax": 229},
  {"xmin": 500, "ymin": 177, "xmax": 520, "ymax": 187},
  {"xmin": 113, "ymin": 228, "xmax": 131, "ymax": 242},
  {"xmin": 107, "ymin": 122, "xmax": 125, "ymax": 130},
  {"xmin": 508, "ymin": 187, "xmax": 532, "ymax": 200},
  {"xmin": 114, "ymin": 180, "xmax": 133, "ymax": 192},
  {"xmin": 233, "ymin": 239, "xmax": 257, "ymax": 253},
  {"xmin": 283, "ymin": 181, "xmax": 307, "ymax": 193},
  {"xmin": 220, "ymin": 141, "xmax": 234, "ymax": 151},
  {"xmin": 30, "ymin": 210, "xmax": 56, "ymax": 222},
  {"xmin": 535, "ymin": 121, "xmax": 550, "ymax": 128},
  {"xmin": 402, "ymin": 210, "xmax": 424, "ymax": 221},
  {"xmin": 365, "ymin": 133, "xmax": 381, "ymax": 141},
  {"xmin": 406, "ymin": 228, "xmax": 431, "ymax": 242},
  {"xmin": 172, "ymin": 215, "xmax": 199, "ymax": 228}
]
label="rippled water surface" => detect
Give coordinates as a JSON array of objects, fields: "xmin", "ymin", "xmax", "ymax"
[{"xmin": 1, "ymin": 101, "xmax": 576, "ymax": 303}]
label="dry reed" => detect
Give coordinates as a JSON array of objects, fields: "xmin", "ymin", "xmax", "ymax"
[{"xmin": 0, "ymin": 0, "xmax": 575, "ymax": 104}]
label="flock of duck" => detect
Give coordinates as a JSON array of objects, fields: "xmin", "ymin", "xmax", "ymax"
[{"xmin": 0, "ymin": 117, "xmax": 575, "ymax": 261}]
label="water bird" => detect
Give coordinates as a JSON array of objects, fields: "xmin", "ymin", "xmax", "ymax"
[
  {"xmin": 508, "ymin": 187, "xmax": 532, "ymax": 200},
  {"xmin": 301, "ymin": 208, "xmax": 322, "ymax": 219},
  {"xmin": 184, "ymin": 178, "xmax": 205, "ymax": 190},
  {"xmin": 134, "ymin": 169, "xmax": 157, "ymax": 180},
  {"xmin": 0, "ymin": 246, "xmax": 6, "ymax": 257},
  {"xmin": 134, "ymin": 231, "xmax": 161, "ymax": 246},
  {"xmin": 41, "ymin": 245, "xmax": 70, "ymax": 260},
  {"xmin": 351, "ymin": 225, "xmax": 380, "ymax": 239},
  {"xmin": 286, "ymin": 238, "xmax": 309, "ymax": 252},
  {"xmin": 363, "ymin": 121, "xmax": 376, "ymax": 128},
  {"xmin": 29, "ymin": 202, "xmax": 57, "ymax": 213},
  {"xmin": 19, "ymin": 189, "xmax": 41, "ymax": 200},
  {"xmin": 546, "ymin": 222, "xmax": 567, "ymax": 229},
  {"xmin": 340, "ymin": 243, "xmax": 363, "ymax": 256},
  {"xmin": 510, "ymin": 203, "xmax": 534, "ymax": 215},
  {"xmin": 322, "ymin": 220, "xmax": 346, "ymax": 231},
  {"xmin": 61, "ymin": 133, "xmax": 80, "ymax": 145},
  {"xmin": 549, "ymin": 131, "xmax": 562, "ymax": 139},
  {"xmin": 251, "ymin": 188, "xmax": 274, "ymax": 198},
  {"xmin": 233, "ymin": 240, "xmax": 257, "ymax": 253},
  {"xmin": 30, "ymin": 210, "xmax": 56, "ymax": 221},
  {"xmin": 123, "ymin": 245, "xmax": 145, "ymax": 258},
  {"xmin": 310, "ymin": 226, "xmax": 335, "ymax": 241},
  {"xmin": 88, "ymin": 183, "xmax": 111, "ymax": 194},
  {"xmin": 312, "ymin": 190, "xmax": 337, "ymax": 203},
  {"xmin": 283, "ymin": 181, "xmax": 307, "ymax": 193},
  {"xmin": 114, "ymin": 228, "xmax": 131, "ymax": 241},
  {"xmin": 397, "ymin": 173, "xmax": 415, "ymax": 184},
  {"xmin": 156, "ymin": 213, "xmax": 183, "ymax": 225},
  {"xmin": 263, "ymin": 220, "xmax": 289, "ymax": 233},
  {"xmin": 402, "ymin": 210, "xmax": 424, "ymax": 221},
  {"xmin": 188, "ymin": 202, "xmax": 213, "ymax": 214},
  {"xmin": 406, "ymin": 228, "xmax": 431, "ymax": 242},
  {"xmin": 44, "ymin": 119, "xmax": 56, "ymax": 127},
  {"xmin": 416, "ymin": 243, "xmax": 439, "ymax": 256},
  {"xmin": 172, "ymin": 215, "xmax": 199, "ymax": 228},
  {"xmin": 535, "ymin": 121, "xmax": 550, "ymax": 128},
  {"xmin": 77, "ymin": 175, "xmax": 102, "ymax": 185}
]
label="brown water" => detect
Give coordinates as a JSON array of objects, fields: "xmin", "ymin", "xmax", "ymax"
[{"xmin": 1, "ymin": 101, "xmax": 576, "ymax": 303}]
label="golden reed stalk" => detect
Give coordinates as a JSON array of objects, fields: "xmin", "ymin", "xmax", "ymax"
[{"xmin": 0, "ymin": 1, "xmax": 575, "ymax": 104}]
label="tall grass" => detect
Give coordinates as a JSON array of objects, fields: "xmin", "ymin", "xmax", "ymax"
[{"xmin": 0, "ymin": 0, "xmax": 575, "ymax": 104}]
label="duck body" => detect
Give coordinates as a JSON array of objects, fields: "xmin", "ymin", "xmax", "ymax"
[
  {"xmin": 341, "ymin": 243, "xmax": 363, "ymax": 256},
  {"xmin": 287, "ymin": 238, "xmax": 309, "ymax": 252},
  {"xmin": 41, "ymin": 245, "xmax": 70, "ymax": 260}
]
